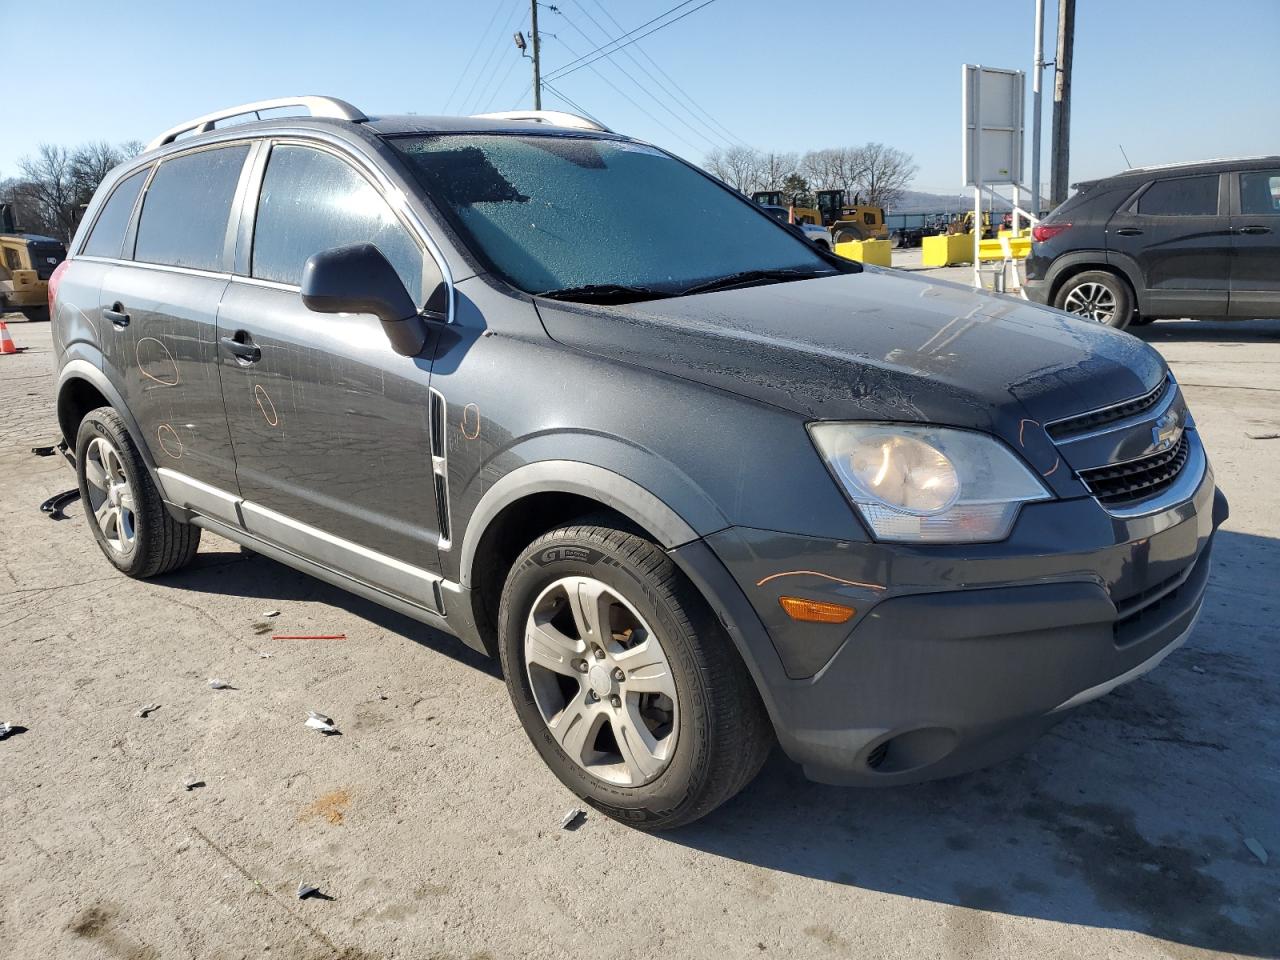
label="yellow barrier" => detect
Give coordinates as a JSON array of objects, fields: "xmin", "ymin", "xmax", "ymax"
[
  {"xmin": 833, "ymin": 238, "xmax": 891, "ymax": 267},
  {"xmin": 979, "ymin": 236, "xmax": 1031, "ymax": 261},
  {"xmin": 921, "ymin": 233, "xmax": 972, "ymax": 267}
]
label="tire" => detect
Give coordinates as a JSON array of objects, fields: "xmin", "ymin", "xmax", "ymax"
[
  {"xmin": 75, "ymin": 407, "xmax": 201, "ymax": 578},
  {"xmin": 1053, "ymin": 270, "xmax": 1133, "ymax": 329},
  {"xmin": 498, "ymin": 520, "xmax": 772, "ymax": 830},
  {"xmin": 833, "ymin": 224, "xmax": 866, "ymax": 244}
]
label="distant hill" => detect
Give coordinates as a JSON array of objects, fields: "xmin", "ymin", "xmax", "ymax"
[{"xmin": 892, "ymin": 189, "xmax": 1013, "ymax": 214}]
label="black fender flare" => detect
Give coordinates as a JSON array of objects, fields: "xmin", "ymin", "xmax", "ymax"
[
  {"xmin": 56, "ymin": 357, "xmax": 161, "ymax": 480},
  {"xmin": 1045, "ymin": 249, "xmax": 1146, "ymax": 313}
]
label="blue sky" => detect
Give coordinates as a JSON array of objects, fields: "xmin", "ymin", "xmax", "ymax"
[{"xmin": 3, "ymin": 0, "xmax": 1276, "ymax": 197}]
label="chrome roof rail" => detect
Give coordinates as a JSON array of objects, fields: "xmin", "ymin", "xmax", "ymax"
[
  {"xmin": 145, "ymin": 96, "xmax": 368, "ymax": 152},
  {"xmin": 470, "ymin": 110, "xmax": 611, "ymax": 133}
]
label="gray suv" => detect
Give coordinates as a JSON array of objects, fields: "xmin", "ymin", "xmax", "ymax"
[{"xmin": 50, "ymin": 97, "xmax": 1227, "ymax": 829}]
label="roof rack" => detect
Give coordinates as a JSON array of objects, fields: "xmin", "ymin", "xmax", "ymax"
[
  {"xmin": 145, "ymin": 96, "xmax": 368, "ymax": 152},
  {"xmin": 470, "ymin": 110, "xmax": 611, "ymax": 133}
]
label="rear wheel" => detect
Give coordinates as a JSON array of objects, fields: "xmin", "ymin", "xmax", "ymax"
[
  {"xmin": 833, "ymin": 223, "xmax": 867, "ymax": 244},
  {"xmin": 75, "ymin": 407, "xmax": 201, "ymax": 578},
  {"xmin": 498, "ymin": 520, "xmax": 772, "ymax": 830},
  {"xmin": 1054, "ymin": 270, "xmax": 1132, "ymax": 329}
]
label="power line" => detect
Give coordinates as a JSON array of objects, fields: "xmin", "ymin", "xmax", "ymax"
[
  {"xmin": 542, "ymin": 33, "xmax": 707, "ymax": 152},
  {"xmin": 458, "ymin": 0, "xmax": 525, "ymax": 116},
  {"xmin": 582, "ymin": 0, "xmax": 748, "ymax": 149},
  {"xmin": 548, "ymin": 8, "xmax": 724, "ymax": 150},
  {"xmin": 479, "ymin": 38, "xmax": 527, "ymax": 113},
  {"xmin": 442, "ymin": 1, "xmax": 507, "ymax": 114},
  {"xmin": 544, "ymin": 0, "xmax": 718, "ymax": 82},
  {"xmin": 542, "ymin": 0, "xmax": 700, "ymax": 81},
  {"xmin": 541, "ymin": 79, "xmax": 606, "ymax": 127}
]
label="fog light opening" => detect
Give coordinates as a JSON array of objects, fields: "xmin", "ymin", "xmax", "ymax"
[{"xmin": 862, "ymin": 726, "xmax": 959, "ymax": 774}]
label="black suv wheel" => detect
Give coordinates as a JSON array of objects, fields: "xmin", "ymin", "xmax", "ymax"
[
  {"xmin": 498, "ymin": 519, "xmax": 773, "ymax": 830},
  {"xmin": 1054, "ymin": 270, "xmax": 1132, "ymax": 329}
]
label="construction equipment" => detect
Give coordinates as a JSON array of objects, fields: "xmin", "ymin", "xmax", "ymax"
[
  {"xmin": 0, "ymin": 233, "xmax": 66, "ymax": 321},
  {"xmin": 750, "ymin": 191, "xmax": 824, "ymax": 227},
  {"xmin": 815, "ymin": 190, "xmax": 888, "ymax": 243}
]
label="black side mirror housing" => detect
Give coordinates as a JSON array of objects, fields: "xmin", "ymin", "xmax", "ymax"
[{"xmin": 301, "ymin": 243, "xmax": 427, "ymax": 357}]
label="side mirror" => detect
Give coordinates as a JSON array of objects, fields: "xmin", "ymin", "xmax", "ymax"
[{"xmin": 301, "ymin": 243, "xmax": 427, "ymax": 357}]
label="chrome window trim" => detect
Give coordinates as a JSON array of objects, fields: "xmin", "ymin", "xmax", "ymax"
[{"xmin": 72, "ymin": 255, "xmax": 232, "ymax": 282}]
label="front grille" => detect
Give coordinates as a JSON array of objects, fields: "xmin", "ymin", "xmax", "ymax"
[
  {"xmin": 1078, "ymin": 433, "xmax": 1190, "ymax": 506},
  {"xmin": 1046, "ymin": 375, "xmax": 1170, "ymax": 440},
  {"xmin": 1112, "ymin": 546, "xmax": 1211, "ymax": 647}
]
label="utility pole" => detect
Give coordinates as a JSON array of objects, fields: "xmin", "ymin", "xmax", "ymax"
[
  {"xmin": 1049, "ymin": 0, "xmax": 1075, "ymax": 208},
  {"xmin": 1030, "ymin": 0, "xmax": 1045, "ymax": 216},
  {"xmin": 531, "ymin": 0, "xmax": 542, "ymax": 110}
]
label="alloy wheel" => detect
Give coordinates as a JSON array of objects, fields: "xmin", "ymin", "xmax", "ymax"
[
  {"xmin": 83, "ymin": 436, "xmax": 137, "ymax": 553},
  {"xmin": 1062, "ymin": 281, "xmax": 1118, "ymax": 323},
  {"xmin": 524, "ymin": 576, "xmax": 678, "ymax": 786}
]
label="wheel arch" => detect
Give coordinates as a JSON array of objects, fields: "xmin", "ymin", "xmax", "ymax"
[
  {"xmin": 56, "ymin": 360, "xmax": 157, "ymax": 475},
  {"xmin": 1047, "ymin": 251, "xmax": 1144, "ymax": 314}
]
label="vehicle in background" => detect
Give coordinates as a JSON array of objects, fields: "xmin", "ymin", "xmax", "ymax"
[
  {"xmin": 750, "ymin": 190, "xmax": 825, "ymax": 227},
  {"xmin": 815, "ymin": 189, "xmax": 888, "ymax": 243},
  {"xmin": 51, "ymin": 97, "xmax": 1225, "ymax": 830},
  {"xmin": 759, "ymin": 203, "xmax": 831, "ymax": 249},
  {"xmin": 1025, "ymin": 156, "xmax": 1280, "ymax": 329},
  {"xmin": 0, "ymin": 233, "xmax": 66, "ymax": 320}
]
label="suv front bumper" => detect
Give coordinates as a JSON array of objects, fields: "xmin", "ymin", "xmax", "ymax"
[{"xmin": 679, "ymin": 445, "xmax": 1226, "ymax": 786}]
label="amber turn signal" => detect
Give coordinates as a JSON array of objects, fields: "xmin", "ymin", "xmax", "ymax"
[{"xmin": 778, "ymin": 596, "xmax": 855, "ymax": 624}]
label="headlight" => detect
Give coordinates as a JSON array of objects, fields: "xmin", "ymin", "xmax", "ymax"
[{"xmin": 809, "ymin": 423, "xmax": 1051, "ymax": 543}]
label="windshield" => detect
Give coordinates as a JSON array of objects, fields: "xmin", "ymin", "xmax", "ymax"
[{"xmin": 389, "ymin": 133, "xmax": 839, "ymax": 298}]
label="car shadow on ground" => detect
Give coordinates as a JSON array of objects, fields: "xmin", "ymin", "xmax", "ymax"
[
  {"xmin": 667, "ymin": 528, "xmax": 1280, "ymax": 957},
  {"xmin": 155, "ymin": 545, "xmax": 499, "ymax": 678},
  {"xmin": 1131, "ymin": 317, "xmax": 1280, "ymax": 343}
]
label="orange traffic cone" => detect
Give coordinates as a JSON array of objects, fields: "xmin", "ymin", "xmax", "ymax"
[{"xmin": 0, "ymin": 320, "xmax": 18, "ymax": 355}]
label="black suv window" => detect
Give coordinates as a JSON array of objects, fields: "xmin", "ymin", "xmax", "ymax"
[
  {"xmin": 1136, "ymin": 175, "xmax": 1219, "ymax": 216},
  {"xmin": 135, "ymin": 145, "xmax": 249, "ymax": 271},
  {"xmin": 251, "ymin": 145, "xmax": 428, "ymax": 301},
  {"xmin": 1239, "ymin": 170, "xmax": 1280, "ymax": 216},
  {"xmin": 83, "ymin": 168, "xmax": 148, "ymax": 259}
]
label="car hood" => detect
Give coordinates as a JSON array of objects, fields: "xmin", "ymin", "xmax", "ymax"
[{"xmin": 535, "ymin": 267, "xmax": 1166, "ymax": 443}]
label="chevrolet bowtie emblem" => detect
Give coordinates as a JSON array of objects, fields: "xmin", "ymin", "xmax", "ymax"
[{"xmin": 1152, "ymin": 409, "xmax": 1182, "ymax": 451}]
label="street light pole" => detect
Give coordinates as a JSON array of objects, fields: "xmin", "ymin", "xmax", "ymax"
[
  {"xmin": 531, "ymin": 0, "xmax": 542, "ymax": 110},
  {"xmin": 1031, "ymin": 0, "xmax": 1045, "ymax": 216},
  {"xmin": 1049, "ymin": 0, "xmax": 1075, "ymax": 208}
]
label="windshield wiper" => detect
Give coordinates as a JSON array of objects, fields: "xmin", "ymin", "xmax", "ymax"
[
  {"xmin": 677, "ymin": 267, "xmax": 833, "ymax": 297},
  {"xmin": 536, "ymin": 283, "xmax": 671, "ymax": 304}
]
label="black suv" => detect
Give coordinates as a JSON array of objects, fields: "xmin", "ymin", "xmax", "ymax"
[
  {"xmin": 50, "ymin": 97, "xmax": 1226, "ymax": 829},
  {"xmin": 1025, "ymin": 156, "xmax": 1280, "ymax": 328}
]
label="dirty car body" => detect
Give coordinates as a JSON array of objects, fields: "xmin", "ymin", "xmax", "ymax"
[{"xmin": 49, "ymin": 99, "xmax": 1226, "ymax": 823}]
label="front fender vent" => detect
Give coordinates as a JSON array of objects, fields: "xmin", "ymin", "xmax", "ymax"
[{"xmin": 429, "ymin": 389, "xmax": 451, "ymax": 549}]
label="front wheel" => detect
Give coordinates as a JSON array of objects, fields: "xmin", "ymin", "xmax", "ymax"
[
  {"xmin": 498, "ymin": 520, "xmax": 772, "ymax": 830},
  {"xmin": 1054, "ymin": 270, "xmax": 1132, "ymax": 329}
]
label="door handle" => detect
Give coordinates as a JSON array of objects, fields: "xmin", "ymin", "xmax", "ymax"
[
  {"xmin": 103, "ymin": 303, "xmax": 130, "ymax": 327},
  {"xmin": 220, "ymin": 331, "xmax": 261, "ymax": 364},
  {"xmin": 1115, "ymin": 227, "xmax": 1143, "ymax": 236},
  {"xmin": 1237, "ymin": 225, "xmax": 1272, "ymax": 235}
]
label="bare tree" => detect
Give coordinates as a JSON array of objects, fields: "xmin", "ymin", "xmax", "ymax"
[
  {"xmin": 852, "ymin": 143, "xmax": 918, "ymax": 209},
  {"xmin": 18, "ymin": 145, "xmax": 76, "ymax": 240},
  {"xmin": 703, "ymin": 145, "xmax": 764, "ymax": 194},
  {"xmin": 757, "ymin": 151, "xmax": 798, "ymax": 192}
]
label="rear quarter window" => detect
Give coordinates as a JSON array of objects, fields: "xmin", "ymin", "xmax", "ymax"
[
  {"xmin": 134, "ymin": 145, "xmax": 249, "ymax": 271},
  {"xmin": 82, "ymin": 167, "xmax": 149, "ymax": 259},
  {"xmin": 1136, "ymin": 175, "xmax": 1219, "ymax": 216}
]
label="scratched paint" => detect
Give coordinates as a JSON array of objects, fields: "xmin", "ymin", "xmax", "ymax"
[
  {"xmin": 135, "ymin": 337, "xmax": 180, "ymax": 386},
  {"xmin": 254, "ymin": 384, "xmax": 279, "ymax": 427},
  {"xmin": 156, "ymin": 423, "xmax": 183, "ymax": 459},
  {"xmin": 461, "ymin": 403, "xmax": 481, "ymax": 440}
]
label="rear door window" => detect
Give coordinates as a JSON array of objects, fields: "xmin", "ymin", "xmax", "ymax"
[
  {"xmin": 83, "ymin": 168, "xmax": 149, "ymax": 259},
  {"xmin": 134, "ymin": 145, "xmax": 249, "ymax": 271},
  {"xmin": 1136, "ymin": 175, "xmax": 1219, "ymax": 216},
  {"xmin": 1239, "ymin": 170, "xmax": 1280, "ymax": 216},
  {"xmin": 250, "ymin": 145, "xmax": 429, "ymax": 301}
]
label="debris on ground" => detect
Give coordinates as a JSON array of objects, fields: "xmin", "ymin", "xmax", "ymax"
[
  {"xmin": 262, "ymin": 610, "xmax": 281, "ymax": 618},
  {"xmin": 1245, "ymin": 837, "xmax": 1268, "ymax": 865},
  {"xmin": 31, "ymin": 444, "xmax": 57, "ymax": 457},
  {"xmin": 297, "ymin": 882, "xmax": 324, "ymax": 900},
  {"xmin": 560, "ymin": 807, "xmax": 586, "ymax": 830},
  {"xmin": 183, "ymin": 777, "xmax": 205, "ymax": 791},
  {"xmin": 1246, "ymin": 432, "xmax": 1280, "ymax": 441},
  {"xmin": 272, "ymin": 634, "xmax": 347, "ymax": 641},
  {"xmin": 136, "ymin": 704, "xmax": 160, "ymax": 718},
  {"xmin": 256, "ymin": 650, "xmax": 272, "ymax": 659},
  {"xmin": 304, "ymin": 711, "xmax": 339, "ymax": 735},
  {"xmin": 38, "ymin": 488, "xmax": 81, "ymax": 521},
  {"xmin": 207, "ymin": 678, "xmax": 232, "ymax": 690},
  {"xmin": 1191, "ymin": 665, "xmax": 1206, "ymax": 674},
  {"xmin": 0, "ymin": 721, "xmax": 15, "ymax": 740}
]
